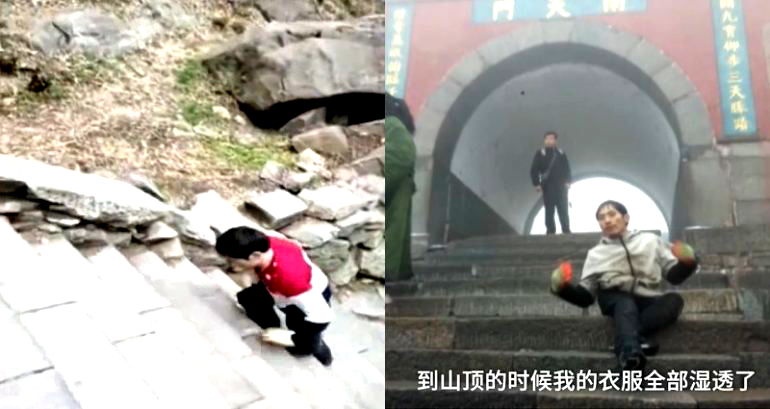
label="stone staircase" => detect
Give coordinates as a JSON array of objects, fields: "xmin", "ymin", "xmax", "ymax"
[
  {"xmin": 386, "ymin": 233, "xmax": 770, "ymax": 408},
  {"xmin": 0, "ymin": 216, "xmax": 385, "ymax": 409}
]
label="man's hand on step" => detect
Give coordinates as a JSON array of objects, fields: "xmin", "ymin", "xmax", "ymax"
[{"xmin": 261, "ymin": 328, "xmax": 295, "ymax": 347}]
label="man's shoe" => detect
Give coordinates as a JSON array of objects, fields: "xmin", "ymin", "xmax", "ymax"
[
  {"xmin": 608, "ymin": 338, "xmax": 659, "ymax": 356},
  {"xmin": 313, "ymin": 340, "xmax": 333, "ymax": 366},
  {"xmin": 640, "ymin": 338, "xmax": 659, "ymax": 357},
  {"xmin": 621, "ymin": 355, "xmax": 645, "ymax": 371},
  {"xmin": 618, "ymin": 347, "xmax": 647, "ymax": 371}
]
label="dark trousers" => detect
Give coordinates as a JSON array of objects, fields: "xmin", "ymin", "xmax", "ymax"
[
  {"xmin": 237, "ymin": 282, "xmax": 332, "ymax": 355},
  {"xmin": 597, "ymin": 290, "xmax": 684, "ymax": 356},
  {"xmin": 543, "ymin": 186, "xmax": 570, "ymax": 234}
]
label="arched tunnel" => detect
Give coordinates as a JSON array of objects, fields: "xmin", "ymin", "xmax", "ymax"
[{"xmin": 427, "ymin": 42, "xmax": 687, "ymax": 243}]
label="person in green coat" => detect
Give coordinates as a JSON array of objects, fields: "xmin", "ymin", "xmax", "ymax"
[{"xmin": 385, "ymin": 94, "xmax": 416, "ymax": 281}]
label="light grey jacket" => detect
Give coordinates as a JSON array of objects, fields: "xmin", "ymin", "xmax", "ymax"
[{"xmin": 579, "ymin": 230, "xmax": 678, "ymax": 298}]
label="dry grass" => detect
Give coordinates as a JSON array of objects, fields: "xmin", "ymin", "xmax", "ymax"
[{"xmin": 0, "ymin": 0, "xmax": 302, "ymax": 208}]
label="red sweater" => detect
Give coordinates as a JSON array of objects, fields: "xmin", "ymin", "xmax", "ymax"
[{"xmin": 257, "ymin": 237, "xmax": 313, "ymax": 297}]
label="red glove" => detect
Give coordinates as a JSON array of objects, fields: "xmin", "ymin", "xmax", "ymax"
[{"xmin": 550, "ymin": 261, "xmax": 573, "ymax": 293}]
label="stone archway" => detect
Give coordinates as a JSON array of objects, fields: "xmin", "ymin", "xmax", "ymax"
[{"xmin": 411, "ymin": 20, "xmax": 732, "ymax": 250}]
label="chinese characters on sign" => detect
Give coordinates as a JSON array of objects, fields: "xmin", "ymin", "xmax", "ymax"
[
  {"xmin": 547, "ymin": 0, "xmax": 572, "ymax": 18},
  {"xmin": 416, "ymin": 369, "xmax": 755, "ymax": 392},
  {"xmin": 474, "ymin": 0, "xmax": 647, "ymax": 23},
  {"xmin": 603, "ymin": 0, "xmax": 628, "ymax": 13},
  {"xmin": 711, "ymin": 0, "xmax": 757, "ymax": 137},
  {"xmin": 385, "ymin": 3, "xmax": 414, "ymax": 98}
]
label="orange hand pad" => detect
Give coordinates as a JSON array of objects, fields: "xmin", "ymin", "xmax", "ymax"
[
  {"xmin": 672, "ymin": 241, "xmax": 695, "ymax": 260},
  {"xmin": 560, "ymin": 261, "xmax": 573, "ymax": 282}
]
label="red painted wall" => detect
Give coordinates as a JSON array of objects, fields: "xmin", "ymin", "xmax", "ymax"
[{"xmin": 404, "ymin": 0, "xmax": 770, "ymax": 140}]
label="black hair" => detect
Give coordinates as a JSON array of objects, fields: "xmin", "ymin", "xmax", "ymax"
[
  {"xmin": 595, "ymin": 200, "xmax": 628, "ymax": 220},
  {"xmin": 544, "ymin": 131, "xmax": 558, "ymax": 139},
  {"xmin": 385, "ymin": 93, "xmax": 416, "ymax": 134},
  {"xmin": 215, "ymin": 226, "xmax": 270, "ymax": 259}
]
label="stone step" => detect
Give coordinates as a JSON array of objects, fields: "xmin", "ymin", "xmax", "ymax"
[
  {"xmin": 386, "ymin": 316, "xmax": 770, "ymax": 355},
  {"xmin": 0, "ymin": 217, "xmax": 76, "ymax": 312},
  {"xmin": 167, "ymin": 258, "xmax": 262, "ymax": 353},
  {"xmin": 448, "ymin": 238, "xmax": 597, "ymax": 250},
  {"xmin": 689, "ymin": 390, "xmax": 770, "ymax": 408},
  {"xmin": 387, "ymin": 272, "xmax": 732, "ymax": 297},
  {"xmin": 0, "ymin": 297, "xmax": 52, "ymax": 384},
  {"xmin": 446, "ymin": 233, "xmax": 602, "ymax": 249},
  {"xmin": 411, "ymin": 262, "xmax": 764, "ymax": 288},
  {"xmin": 386, "ymin": 349, "xmax": 770, "ymax": 387},
  {"xmin": 137, "ymin": 249, "xmax": 384, "ymax": 409},
  {"xmin": 80, "ymin": 245, "xmax": 171, "ymax": 314},
  {"xmin": 31, "ymin": 237, "xmax": 155, "ymax": 343},
  {"xmin": 18, "ymin": 236, "xmax": 193, "ymax": 409},
  {"xmin": 386, "ymin": 289, "xmax": 746, "ymax": 318},
  {"xmin": 327, "ymin": 294, "xmax": 386, "ymax": 376},
  {"xmin": 123, "ymin": 247, "xmax": 256, "ymax": 351},
  {"xmin": 19, "ymin": 302, "xmax": 166, "ymax": 409},
  {"xmin": 31, "ymin": 238, "xmax": 272, "ymax": 409},
  {"xmin": 203, "ymin": 267, "xmax": 386, "ymax": 409},
  {"xmin": 412, "ymin": 263, "xmax": 586, "ymax": 281},
  {"xmin": 684, "ymin": 225, "xmax": 770, "ymax": 255},
  {"xmin": 323, "ymin": 292, "xmax": 386, "ymax": 409},
  {"xmin": 204, "ymin": 268, "xmax": 244, "ymax": 305},
  {"xmin": 733, "ymin": 270, "xmax": 770, "ymax": 291},
  {"xmin": 421, "ymin": 253, "xmax": 587, "ymax": 266},
  {"xmin": 121, "ymin": 247, "xmax": 314, "ymax": 409},
  {"xmin": 387, "ymin": 380, "xmax": 537, "ymax": 408},
  {"xmin": 115, "ymin": 332, "xmax": 243, "ymax": 409},
  {"xmin": 388, "ymin": 379, "xmax": 770, "ymax": 409},
  {"xmin": 426, "ymin": 246, "xmax": 591, "ymax": 261},
  {"xmin": 243, "ymin": 331, "xmax": 384, "ymax": 409},
  {"xmin": 8, "ymin": 226, "xmax": 246, "ymax": 408},
  {"xmin": 0, "ymin": 368, "xmax": 81, "ymax": 409},
  {"xmin": 86, "ymin": 245, "xmax": 282, "ymax": 409},
  {"xmin": 418, "ymin": 253, "xmax": 770, "ymax": 279},
  {"xmin": 389, "ymin": 380, "xmax": 770, "ymax": 409},
  {"xmin": 139, "ymin": 307, "xmax": 275, "ymax": 409}
]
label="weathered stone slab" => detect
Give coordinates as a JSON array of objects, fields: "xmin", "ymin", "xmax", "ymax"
[
  {"xmin": 306, "ymin": 239, "xmax": 350, "ymax": 272},
  {"xmin": 281, "ymin": 218, "xmax": 339, "ymax": 248},
  {"xmin": 150, "ymin": 237, "xmax": 185, "ymax": 261},
  {"xmin": 299, "ymin": 185, "xmax": 375, "ymax": 221},
  {"xmin": 291, "ymin": 126, "xmax": 349, "ymax": 157},
  {"xmin": 0, "ymin": 155, "xmax": 173, "ymax": 227},
  {"xmin": 245, "ymin": 190, "xmax": 308, "ymax": 229},
  {"xmin": 357, "ymin": 241, "xmax": 384, "ymax": 278},
  {"xmin": 0, "ymin": 197, "xmax": 39, "ymax": 213}
]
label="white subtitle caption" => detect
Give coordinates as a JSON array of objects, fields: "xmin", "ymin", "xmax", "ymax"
[{"xmin": 416, "ymin": 370, "xmax": 754, "ymax": 392}]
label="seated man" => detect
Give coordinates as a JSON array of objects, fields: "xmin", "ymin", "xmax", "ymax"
[
  {"xmin": 550, "ymin": 200, "xmax": 698, "ymax": 370},
  {"xmin": 215, "ymin": 226, "xmax": 334, "ymax": 366}
]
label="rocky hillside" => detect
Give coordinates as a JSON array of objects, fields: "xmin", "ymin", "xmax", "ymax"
[
  {"xmin": 0, "ymin": 0, "xmax": 384, "ymax": 207},
  {"xmin": 0, "ymin": 0, "xmax": 386, "ymax": 296}
]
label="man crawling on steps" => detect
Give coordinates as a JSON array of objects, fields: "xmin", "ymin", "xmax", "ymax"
[
  {"xmin": 550, "ymin": 200, "xmax": 699, "ymax": 371},
  {"xmin": 216, "ymin": 226, "xmax": 334, "ymax": 366}
]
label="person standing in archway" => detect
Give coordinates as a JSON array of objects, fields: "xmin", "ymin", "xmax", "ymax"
[
  {"xmin": 385, "ymin": 94, "xmax": 417, "ymax": 280},
  {"xmin": 530, "ymin": 131, "xmax": 572, "ymax": 234}
]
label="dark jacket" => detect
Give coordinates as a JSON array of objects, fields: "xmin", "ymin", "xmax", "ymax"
[{"xmin": 530, "ymin": 147, "xmax": 571, "ymax": 189}]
